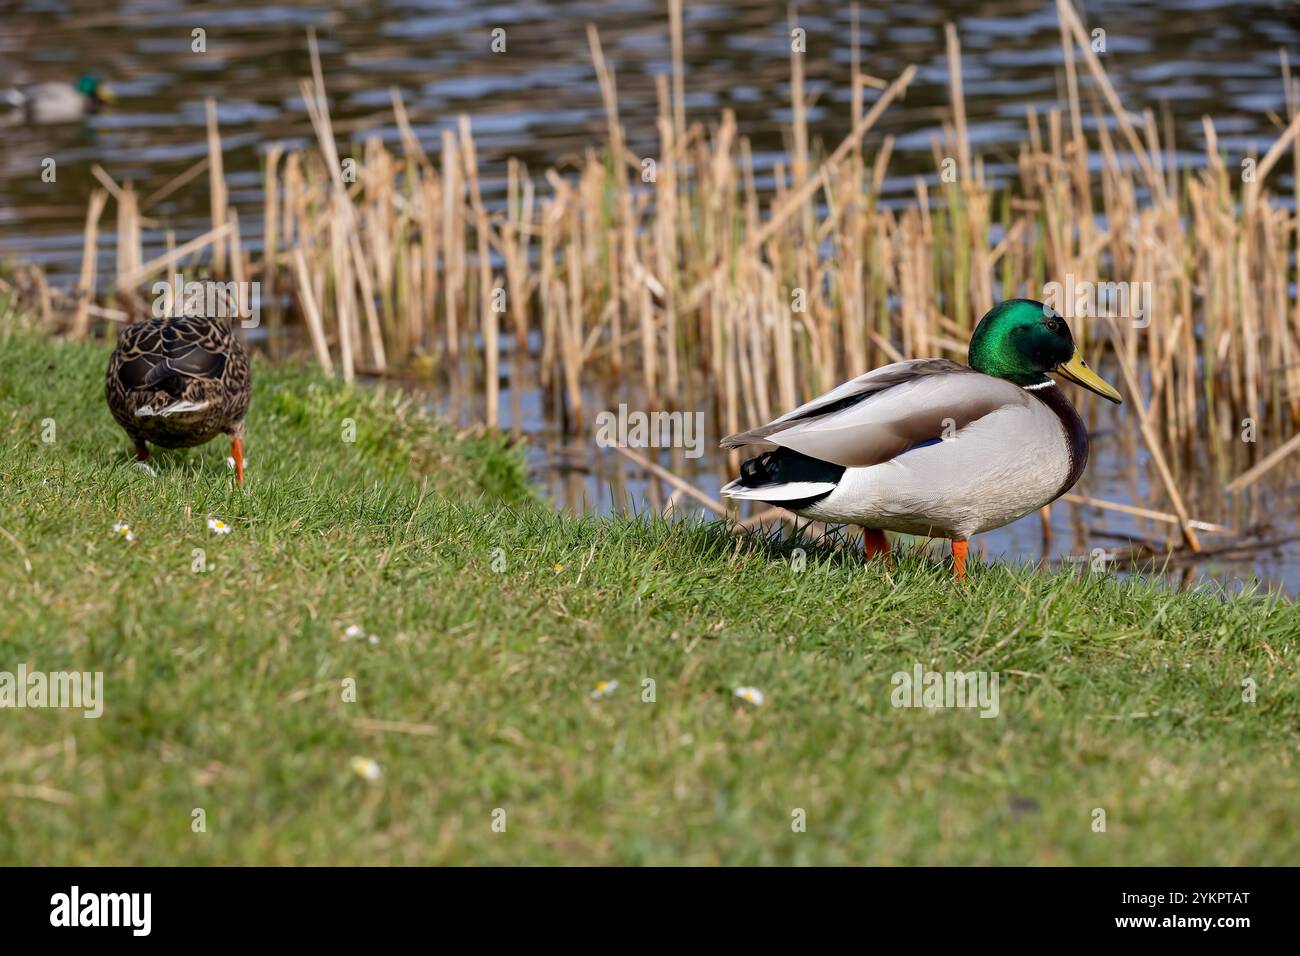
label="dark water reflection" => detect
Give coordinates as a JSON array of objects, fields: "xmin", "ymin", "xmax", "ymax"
[{"xmin": 2, "ymin": 0, "xmax": 1296, "ymax": 270}]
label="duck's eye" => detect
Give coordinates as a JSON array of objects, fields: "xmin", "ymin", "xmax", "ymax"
[{"xmin": 1045, "ymin": 318, "xmax": 1062, "ymax": 333}]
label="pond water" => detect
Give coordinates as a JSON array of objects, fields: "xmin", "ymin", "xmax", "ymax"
[
  {"xmin": 2, "ymin": 0, "xmax": 1298, "ymax": 593},
  {"xmin": 3, "ymin": 0, "xmax": 1296, "ymax": 271}
]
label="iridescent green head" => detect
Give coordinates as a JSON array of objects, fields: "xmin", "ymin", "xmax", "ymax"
[
  {"xmin": 968, "ymin": 298, "xmax": 1122, "ymax": 403},
  {"xmin": 76, "ymin": 75, "xmax": 114, "ymax": 104}
]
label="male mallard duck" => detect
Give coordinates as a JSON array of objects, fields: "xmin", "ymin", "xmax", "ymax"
[
  {"xmin": 1, "ymin": 75, "xmax": 114, "ymax": 124},
  {"xmin": 106, "ymin": 315, "xmax": 252, "ymax": 484},
  {"xmin": 720, "ymin": 299, "xmax": 1122, "ymax": 579}
]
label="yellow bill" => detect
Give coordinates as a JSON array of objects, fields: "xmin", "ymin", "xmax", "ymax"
[{"xmin": 1055, "ymin": 349, "xmax": 1122, "ymax": 404}]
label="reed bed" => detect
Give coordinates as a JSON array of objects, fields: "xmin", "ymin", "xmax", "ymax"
[{"xmin": 8, "ymin": 0, "xmax": 1300, "ymax": 533}]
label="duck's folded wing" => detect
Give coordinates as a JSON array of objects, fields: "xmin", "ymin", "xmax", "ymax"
[
  {"xmin": 112, "ymin": 317, "xmax": 231, "ymax": 388},
  {"xmin": 720, "ymin": 359, "xmax": 1031, "ymax": 468}
]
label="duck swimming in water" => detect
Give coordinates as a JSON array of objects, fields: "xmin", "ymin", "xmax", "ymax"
[{"xmin": 1, "ymin": 75, "xmax": 114, "ymax": 124}]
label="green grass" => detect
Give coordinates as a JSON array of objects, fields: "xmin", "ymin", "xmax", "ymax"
[{"xmin": 1, "ymin": 326, "xmax": 1297, "ymax": 865}]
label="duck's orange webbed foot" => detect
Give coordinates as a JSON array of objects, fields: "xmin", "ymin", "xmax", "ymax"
[
  {"xmin": 863, "ymin": 528, "xmax": 889, "ymax": 562},
  {"xmin": 951, "ymin": 538, "xmax": 968, "ymax": 581}
]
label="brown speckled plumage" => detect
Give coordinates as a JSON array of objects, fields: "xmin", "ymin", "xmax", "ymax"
[{"xmin": 105, "ymin": 315, "xmax": 251, "ymax": 477}]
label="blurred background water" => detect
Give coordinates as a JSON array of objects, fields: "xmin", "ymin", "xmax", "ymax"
[{"xmin": 3, "ymin": 0, "xmax": 1296, "ymax": 271}]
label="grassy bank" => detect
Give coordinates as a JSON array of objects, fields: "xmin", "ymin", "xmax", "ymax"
[{"xmin": 1, "ymin": 329, "xmax": 1297, "ymax": 865}]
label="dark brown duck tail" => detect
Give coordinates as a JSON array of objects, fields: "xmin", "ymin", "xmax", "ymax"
[{"xmin": 137, "ymin": 363, "xmax": 187, "ymax": 400}]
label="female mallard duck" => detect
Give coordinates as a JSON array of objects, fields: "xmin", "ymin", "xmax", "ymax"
[
  {"xmin": 1, "ymin": 75, "xmax": 114, "ymax": 124},
  {"xmin": 720, "ymin": 299, "xmax": 1122, "ymax": 579},
  {"xmin": 106, "ymin": 314, "xmax": 252, "ymax": 484}
]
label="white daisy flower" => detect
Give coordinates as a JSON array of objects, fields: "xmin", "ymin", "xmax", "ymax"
[
  {"xmin": 207, "ymin": 518, "xmax": 231, "ymax": 536},
  {"xmin": 350, "ymin": 757, "xmax": 382, "ymax": 782},
  {"xmin": 111, "ymin": 521, "xmax": 136, "ymax": 543},
  {"xmin": 590, "ymin": 679, "xmax": 619, "ymax": 699},
  {"xmin": 343, "ymin": 624, "xmax": 381, "ymax": 645},
  {"xmin": 734, "ymin": 686, "xmax": 765, "ymax": 706}
]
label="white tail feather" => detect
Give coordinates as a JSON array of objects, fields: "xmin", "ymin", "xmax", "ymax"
[
  {"xmin": 135, "ymin": 399, "xmax": 210, "ymax": 418},
  {"xmin": 720, "ymin": 478, "xmax": 838, "ymax": 501}
]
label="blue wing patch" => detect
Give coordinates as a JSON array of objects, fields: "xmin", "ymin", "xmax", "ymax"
[{"xmin": 900, "ymin": 437, "xmax": 943, "ymax": 455}]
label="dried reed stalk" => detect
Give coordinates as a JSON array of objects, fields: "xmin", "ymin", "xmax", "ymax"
[
  {"xmin": 71, "ymin": 189, "xmax": 108, "ymax": 338},
  {"xmin": 205, "ymin": 98, "xmax": 228, "ymax": 276}
]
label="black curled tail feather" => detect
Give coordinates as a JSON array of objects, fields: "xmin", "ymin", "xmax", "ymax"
[
  {"xmin": 737, "ymin": 447, "xmax": 846, "ymax": 488},
  {"xmin": 739, "ymin": 452, "xmax": 775, "ymax": 485},
  {"xmin": 735, "ymin": 447, "xmax": 845, "ymax": 510}
]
